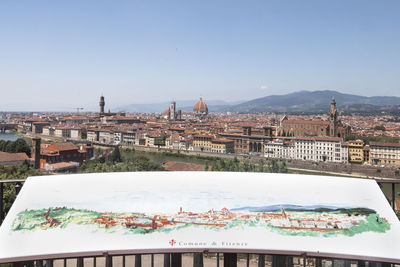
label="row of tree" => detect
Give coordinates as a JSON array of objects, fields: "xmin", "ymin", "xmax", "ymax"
[
  {"xmin": 0, "ymin": 138, "xmax": 31, "ymax": 156},
  {"xmin": 207, "ymin": 157, "xmax": 288, "ymax": 173},
  {"xmin": 79, "ymin": 147, "xmax": 163, "ymax": 173}
]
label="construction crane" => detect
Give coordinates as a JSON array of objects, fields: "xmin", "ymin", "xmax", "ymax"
[{"xmin": 74, "ymin": 107, "xmax": 84, "ymax": 114}]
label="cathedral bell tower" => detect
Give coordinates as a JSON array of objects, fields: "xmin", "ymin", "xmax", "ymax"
[{"xmin": 329, "ymin": 96, "xmax": 338, "ymax": 137}]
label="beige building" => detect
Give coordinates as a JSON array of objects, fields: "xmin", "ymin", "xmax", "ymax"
[
  {"xmin": 192, "ymin": 135, "xmax": 234, "ymax": 154},
  {"xmin": 369, "ymin": 142, "xmax": 400, "ymax": 167},
  {"xmin": 192, "ymin": 134, "xmax": 213, "ymax": 152},
  {"xmin": 54, "ymin": 127, "xmax": 70, "ymax": 138},
  {"xmin": 211, "ymin": 139, "xmax": 234, "ymax": 154},
  {"xmin": 218, "ymin": 126, "xmax": 273, "ymax": 154},
  {"xmin": 145, "ymin": 134, "xmax": 165, "ymax": 147},
  {"xmin": 87, "ymin": 129, "xmax": 99, "ymax": 142},
  {"xmin": 348, "ymin": 140, "xmax": 364, "ymax": 163}
]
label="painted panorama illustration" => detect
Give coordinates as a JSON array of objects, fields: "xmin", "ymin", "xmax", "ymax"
[{"xmin": 12, "ymin": 204, "xmax": 390, "ymax": 237}]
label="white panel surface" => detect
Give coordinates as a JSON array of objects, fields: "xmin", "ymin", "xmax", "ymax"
[{"xmin": 0, "ymin": 172, "xmax": 399, "ymax": 263}]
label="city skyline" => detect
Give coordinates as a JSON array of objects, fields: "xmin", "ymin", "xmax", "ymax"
[{"xmin": 1, "ymin": 0, "xmax": 400, "ymax": 111}]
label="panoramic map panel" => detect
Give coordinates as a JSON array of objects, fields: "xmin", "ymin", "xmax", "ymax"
[{"xmin": 12, "ymin": 204, "xmax": 390, "ymax": 237}]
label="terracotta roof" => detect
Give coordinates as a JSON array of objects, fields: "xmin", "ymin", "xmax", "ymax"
[
  {"xmin": 370, "ymin": 142, "xmax": 400, "ymax": 148},
  {"xmin": 212, "ymin": 138, "xmax": 234, "ymax": 143},
  {"xmin": 282, "ymin": 120, "xmax": 330, "ymax": 126},
  {"xmin": 296, "ymin": 137, "xmax": 342, "ymax": 142},
  {"xmin": 0, "ymin": 152, "xmax": 29, "ymax": 163},
  {"xmin": 195, "ymin": 134, "xmax": 213, "ymax": 139},
  {"xmin": 49, "ymin": 143, "xmax": 78, "ymax": 151},
  {"xmin": 313, "ymin": 137, "xmax": 342, "ymax": 141}
]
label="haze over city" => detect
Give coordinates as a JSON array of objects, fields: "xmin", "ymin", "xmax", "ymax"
[{"xmin": 1, "ymin": 0, "xmax": 400, "ymax": 111}]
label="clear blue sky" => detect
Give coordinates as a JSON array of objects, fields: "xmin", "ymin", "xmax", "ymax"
[{"xmin": 0, "ymin": 0, "xmax": 399, "ymax": 111}]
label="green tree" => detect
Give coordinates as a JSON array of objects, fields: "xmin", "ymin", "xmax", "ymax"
[
  {"xmin": 14, "ymin": 138, "xmax": 31, "ymax": 156},
  {"xmin": 278, "ymin": 161, "xmax": 288, "ymax": 173},
  {"xmin": 0, "ymin": 164, "xmax": 43, "ymax": 222},
  {"xmin": 110, "ymin": 147, "xmax": 122, "ymax": 162},
  {"xmin": 267, "ymin": 159, "xmax": 279, "ymax": 173},
  {"xmin": 204, "ymin": 161, "xmax": 209, "ymax": 171},
  {"xmin": 257, "ymin": 159, "xmax": 265, "ymax": 172},
  {"xmin": 0, "ymin": 138, "xmax": 30, "ymax": 156},
  {"xmin": 374, "ymin": 125, "xmax": 386, "ymax": 131}
]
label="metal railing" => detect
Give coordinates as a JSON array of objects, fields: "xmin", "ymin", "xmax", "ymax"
[{"xmin": 4, "ymin": 253, "xmax": 396, "ymax": 267}]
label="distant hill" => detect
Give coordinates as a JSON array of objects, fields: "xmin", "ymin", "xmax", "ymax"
[
  {"xmin": 115, "ymin": 90, "xmax": 400, "ymax": 114},
  {"xmin": 231, "ymin": 204, "xmax": 341, "ymax": 212},
  {"xmin": 230, "ymin": 204, "xmax": 376, "ymax": 215},
  {"xmin": 223, "ymin": 90, "xmax": 400, "ymax": 113}
]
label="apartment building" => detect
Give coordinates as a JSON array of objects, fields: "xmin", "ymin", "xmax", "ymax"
[
  {"xmin": 348, "ymin": 140, "xmax": 364, "ymax": 163},
  {"xmin": 211, "ymin": 139, "xmax": 234, "ymax": 154},
  {"xmin": 369, "ymin": 142, "xmax": 400, "ymax": 167},
  {"xmin": 54, "ymin": 127, "xmax": 71, "ymax": 138},
  {"xmin": 264, "ymin": 139, "xmax": 295, "ymax": 160},
  {"xmin": 192, "ymin": 134, "xmax": 213, "ymax": 152},
  {"xmin": 265, "ymin": 137, "xmax": 348, "ymax": 163}
]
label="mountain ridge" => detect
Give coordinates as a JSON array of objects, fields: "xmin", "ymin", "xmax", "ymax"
[
  {"xmin": 224, "ymin": 90, "xmax": 400, "ymax": 113},
  {"xmin": 116, "ymin": 90, "xmax": 400, "ymax": 113}
]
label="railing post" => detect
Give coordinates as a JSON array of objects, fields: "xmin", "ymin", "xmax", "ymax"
[
  {"xmin": 392, "ymin": 183, "xmax": 396, "ymax": 210},
  {"xmin": 193, "ymin": 253, "xmax": 204, "ymax": 267},
  {"xmin": 171, "ymin": 253, "xmax": 182, "ymax": 267},
  {"xmin": 135, "ymin": 254, "xmax": 142, "ymax": 267},
  {"xmin": 15, "ymin": 182, "xmax": 22, "ymax": 195},
  {"xmin": 287, "ymin": 256, "xmax": 293, "ymax": 267},
  {"xmin": 77, "ymin": 257, "xmax": 84, "ymax": 267},
  {"xmin": 0, "ymin": 183, "xmax": 3, "ymax": 223},
  {"xmin": 357, "ymin": 261, "xmax": 366, "ymax": 267},
  {"xmin": 46, "ymin": 259, "xmax": 54, "ymax": 267},
  {"xmin": 105, "ymin": 255, "xmax": 112, "ymax": 267},
  {"xmin": 272, "ymin": 255, "xmax": 286, "ymax": 267},
  {"xmin": 258, "ymin": 255, "xmax": 264, "ymax": 267},
  {"xmin": 164, "ymin": 254, "xmax": 171, "ymax": 267},
  {"xmin": 332, "ymin": 260, "xmax": 344, "ymax": 267},
  {"xmin": 315, "ymin": 258, "xmax": 322, "ymax": 267},
  {"xmin": 223, "ymin": 253, "xmax": 237, "ymax": 267}
]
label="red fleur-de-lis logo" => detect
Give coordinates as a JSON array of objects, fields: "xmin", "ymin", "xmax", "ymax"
[{"xmin": 169, "ymin": 239, "xmax": 176, "ymax": 246}]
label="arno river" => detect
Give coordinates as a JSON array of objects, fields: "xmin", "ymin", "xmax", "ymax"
[{"xmin": 0, "ymin": 132, "xmax": 19, "ymax": 141}]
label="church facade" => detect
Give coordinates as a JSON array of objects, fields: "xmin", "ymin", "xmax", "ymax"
[{"xmin": 278, "ymin": 97, "xmax": 350, "ymax": 138}]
